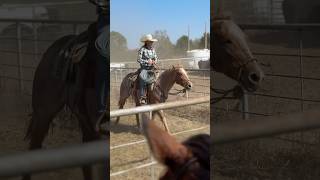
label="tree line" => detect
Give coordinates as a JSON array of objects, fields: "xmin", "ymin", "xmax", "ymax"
[{"xmin": 110, "ymin": 30, "xmax": 210, "ymax": 62}]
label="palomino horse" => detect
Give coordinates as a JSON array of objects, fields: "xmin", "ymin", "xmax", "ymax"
[
  {"xmin": 116, "ymin": 65, "xmax": 192, "ymax": 132},
  {"xmin": 23, "ymin": 22, "xmax": 108, "ymax": 180},
  {"xmin": 142, "ymin": 113, "xmax": 210, "ymax": 180},
  {"xmin": 213, "ymin": 17, "xmax": 264, "ymax": 92}
]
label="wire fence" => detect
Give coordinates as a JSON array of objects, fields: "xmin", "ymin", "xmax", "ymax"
[
  {"xmin": 109, "ymin": 58, "xmax": 210, "ymax": 179},
  {"xmin": 110, "ymin": 60, "xmax": 210, "ymax": 110},
  {"xmin": 213, "ymin": 24, "xmax": 320, "ymax": 150},
  {"xmin": 0, "ymin": 19, "xmax": 92, "ymax": 96},
  {"xmin": 0, "ymin": 140, "xmax": 108, "ymax": 178},
  {"xmin": 221, "ymin": 0, "xmax": 285, "ymax": 24}
]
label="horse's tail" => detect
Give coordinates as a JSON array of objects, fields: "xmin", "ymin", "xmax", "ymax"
[{"xmin": 118, "ymin": 73, "xmax": 135, "ymax": 107}]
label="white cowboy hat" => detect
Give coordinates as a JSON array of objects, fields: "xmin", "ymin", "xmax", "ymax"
[{"xmin": 140, "ymin": 34, "xmax": 158, "ymax": 42}]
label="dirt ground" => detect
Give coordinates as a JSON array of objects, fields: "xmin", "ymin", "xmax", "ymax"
[{"xmin": 0, "ymin": 93, "xmax": 88, "ymax": 180}]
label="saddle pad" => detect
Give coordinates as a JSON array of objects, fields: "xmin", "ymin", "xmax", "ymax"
[{"xmin": 139, "ymin": 69, "xmax": 156, "ymax": 85}]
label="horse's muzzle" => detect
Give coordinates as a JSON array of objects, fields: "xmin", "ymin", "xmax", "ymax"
[{"xmin": 186, "ymin": 84, "xmax": 192, "ymax": 90}]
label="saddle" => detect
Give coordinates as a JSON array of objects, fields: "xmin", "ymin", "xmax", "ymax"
[
  {"xmin": 134, "ymin": 68, "xmax": 159, "ymax": 102},
  {"xmin": 64, "ymin": 31, "xmax": 89, "ymax": 64},
  {"xmin": 53, "ymin": 31, "xmax": 88, "ymax": 82},
  {"xmin": 128, "ymin": 70, "xmax": 139, "ymax": 88}
]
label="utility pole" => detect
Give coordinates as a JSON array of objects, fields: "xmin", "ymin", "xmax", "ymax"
[
  {"xmin": 204, "ymin": 22, "xmax": 207, "ymax": 49},
  {"xmin": 187, "ymin": 25, "xmax": 190, "ymax": 51}
]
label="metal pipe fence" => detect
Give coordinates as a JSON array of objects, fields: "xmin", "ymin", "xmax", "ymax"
[
  {"xmin": 0, "ymin": 140, "xmax": 108, "ymax": 177},
  {"xmin": 109, "ymin": 96, "xmax": 210, "ymax": 179},
  {"xmin": 0, "ymin": 19, "xmax": 92, "ymax": 94},
  {"xmin": 214, "ymin": 24, "xmax": 320, "ymax": 115},
  {"xmin": 110, "ymin": 96, "xmax": 209, "ymax": 118},
  {"xmin": 213, "ymin": 108, "xmax": 320, "ymax": 144},
  {"xmin": 213, "ymin": 24, "xmax": 320, "ymax": 148},
  {"xmin": 110, "ymin": 62, "xmax": 210, "ymax": 112}
]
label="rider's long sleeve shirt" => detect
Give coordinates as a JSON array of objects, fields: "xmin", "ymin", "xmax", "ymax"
[{"xmin": 137, "ymin": 46, "xmax": 158, "ymax": 68}]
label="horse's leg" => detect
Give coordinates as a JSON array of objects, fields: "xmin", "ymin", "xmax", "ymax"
[
  {"xmin": 22, "ymin": 106, "xmax": 63, "ymax": 180},
  {"xmin": 115, "ymin": 97, "xmax": 127, "ymax": 124},
  {"xmin": 155, "ymin": 110, "xmax": 170, "ymax": 133},
  {"xmin": 136, "ymin": 113, "xmax": 141, "ymax": 129},
  {"xmin": 74, "ymin": 96, "xmax": 99, "ymax": 180}
]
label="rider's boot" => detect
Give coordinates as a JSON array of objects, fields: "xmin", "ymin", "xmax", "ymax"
[{"xmin": 140, "ymin": 95, "xmax": 147, "ymax": 105}]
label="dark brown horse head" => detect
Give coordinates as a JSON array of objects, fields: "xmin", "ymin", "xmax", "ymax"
[
  {"xmin": 213, "ymin": 17, "xmax": 264, "ymax": 92},
  {"xmin": 142, "ymin": 113, "xmax": 210, "ymax": 180},
  {"xmin": 170, "ymin": 65, "xmax": 192, "ymax": 90}
]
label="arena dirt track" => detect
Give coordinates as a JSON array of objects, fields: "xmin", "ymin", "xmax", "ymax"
[{"xmin": 0, "ymin": 94, "xmax": 85, "ymax": 180}]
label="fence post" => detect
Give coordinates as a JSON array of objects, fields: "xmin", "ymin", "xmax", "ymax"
[
  {"xmin": 149, "ymin": 110, "xmax": 155, "ymax": 180},
  {"xmin": 115, "ymin": 70, "xmax": 118, "ymax": 84},
  {"xmin": 16, "ymin": 21, "xmax": 23, "ymax": 93},
  {"xmin": 298, "ymin": 29, "xmax": 305, "ymax": 149},
  {"xmin": 33, "ymin": 22, "xmax": 38, "ymax": 62},
  {"xmin": 299, "ymin": 30, "xmax": 304, "ymax": 112},
  {"xmin": 241, "ymin": 90, "xmax": 249, "ymax": 120}
]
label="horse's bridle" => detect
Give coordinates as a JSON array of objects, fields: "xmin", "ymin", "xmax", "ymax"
[
  {"xmin": 174, "ymin": 157, "xmax": 198, "ymax": 179},
  {"xmin": 211, "ymin": 57, "xmax": 257, "ymax": 104},
  {"xmin": 236, "ymin": 57, "xmax": 258, "ymax": 81}
]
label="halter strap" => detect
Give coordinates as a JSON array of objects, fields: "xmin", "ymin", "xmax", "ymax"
[
  {"xmin": 174, "ymin": 157, "xmax": 198, "ymax": 179},
  {"xmin": 236, "ymin": 58, "xmax": 257, "ymax": 81}
]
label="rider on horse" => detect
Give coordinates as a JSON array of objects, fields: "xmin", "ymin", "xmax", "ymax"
[
  {"xmin": 137, "ymin": 34, "xmax": 158, "ymax": 104},
  {"xmin": 89, "ymin": 0, "xmax": 108, "ymax": 114}
]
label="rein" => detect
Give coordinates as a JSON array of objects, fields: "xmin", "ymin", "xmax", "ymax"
[
  {"xmin": 168, "ymin": 88, "xmax": 187, "ymax": 95},
  {"xmin": 236, "ymin": 58, "xmax": 258, "ymax": 81},
  {"xmin": 174, "ymin": 157, "xmax": 198, "ymax": 179},
  {"xmin": 211, "ymin": 85, "xmax": 244, "ymax": 104}
]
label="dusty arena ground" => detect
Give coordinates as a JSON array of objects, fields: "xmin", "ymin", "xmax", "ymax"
[
  {"xmin": 109, "ymin": 69, "xmax": 210, "ymax": 179},
  {"xmin": 0, "ymin": 93, "xmax": 90, "ymax": 180}
]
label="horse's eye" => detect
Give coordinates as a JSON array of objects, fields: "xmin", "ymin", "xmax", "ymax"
[{"xmin": 224, "ymin": 40, "xmax": 232, "ymax": 44}]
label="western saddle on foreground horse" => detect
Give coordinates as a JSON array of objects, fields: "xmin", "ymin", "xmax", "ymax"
[
  {"xmin": 23, "ymin": 22, "xmax": 108, "ymax": 180},
  {"xmin": 116, "ymin": 65, "xmax": 192, "ymax": 132}
]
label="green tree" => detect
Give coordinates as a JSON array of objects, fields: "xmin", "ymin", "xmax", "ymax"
[
  {"xmin": 175, "ymin": 35, "xmax": 189, "ymax": 52},
  {"xmin": 110, "ymin": 31, "xmax": 127, "ymax": 50},
  {"xmin": 110, "ymin": 31, "xmax": 128, "ymax": 61},
  {"xmin": 152, "ymin": 30, "xmax": 175, "ymax": 58}
]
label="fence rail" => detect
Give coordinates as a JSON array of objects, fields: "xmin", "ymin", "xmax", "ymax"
[
  {"xmin": 214, "ymin": 23, "xmax": 320, "ymax": 118},
  {"xmin": 240, "ymin": 23, "xmax": 320, "ymax": 30},
  {"xmin": 110, "ymin": 96, "xmax": 210, "ymax": 178},
  {"xmin": 0, "ymin": 140, "xmax": 108, "ymax": 177},
  {"xmin": 110, "ymin": 96, "xmax": 210, "ymax": 118},
  {"xmin": 213, "ymin": 108, "xmax": 320, "ymax": 144}
]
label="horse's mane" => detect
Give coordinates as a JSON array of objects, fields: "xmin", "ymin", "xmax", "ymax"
[{"xmin": 182, "ymin": 134, "xmax": 210, "ymax": 170}]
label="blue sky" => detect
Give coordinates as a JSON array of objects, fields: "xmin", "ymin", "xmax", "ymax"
[{"xmin": 111, "ymin": 0, "xmax": 210, "ymax": 49}]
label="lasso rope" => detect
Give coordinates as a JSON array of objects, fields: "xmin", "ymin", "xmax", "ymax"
[{"xmin": 95, "ymin": 27, "xmax": 109, "ymax": 58}]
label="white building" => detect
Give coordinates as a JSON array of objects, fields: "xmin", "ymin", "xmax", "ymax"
[{"xmin": 186, "ymin": 49, "xmax": 210, "ymax": 69}]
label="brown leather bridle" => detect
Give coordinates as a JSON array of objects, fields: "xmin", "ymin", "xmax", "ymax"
[
  {"xmin": 236, "ymin": 57, "xmax": 258, "ymax": 81},
  {"xmin": 174, "ymin": 157, "xmax": 198, "ymax": 179}
]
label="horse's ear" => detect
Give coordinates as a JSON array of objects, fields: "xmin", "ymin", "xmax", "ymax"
[{"xmin": 141, "ymin": 113, "xmax": 191, "ymax": 166}]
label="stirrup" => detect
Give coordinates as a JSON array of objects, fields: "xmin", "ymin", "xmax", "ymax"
[
  {"xmin": 150, "ymin": 83, "xmax": 154, "ymax": 91},
  {"xmin": 140, "ymin": 96, "xmax": 147, "ymax": 104}
]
